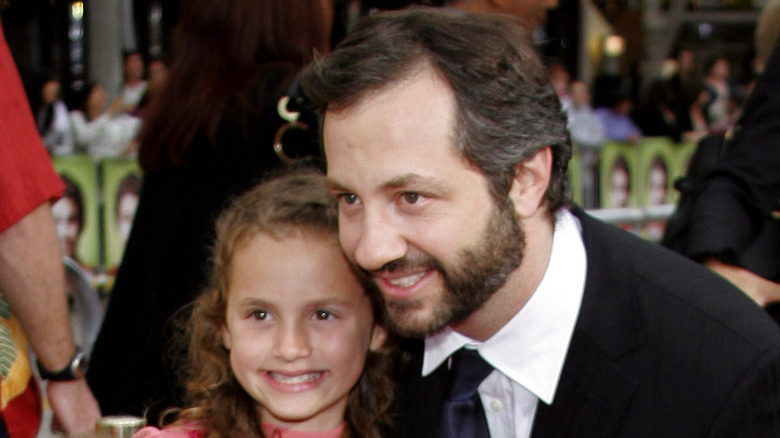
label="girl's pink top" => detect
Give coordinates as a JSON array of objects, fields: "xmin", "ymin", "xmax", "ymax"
[
  {"xmin": 132, "ymin": 422, "xmax": 344, "ymax": 438},
  {"xmin": 133, "ymin": 426, "xmax": 203, "ymax": 438},
  {"xmin": 262, "ymin": 421, "xmax": 344, "ymax": 438}
]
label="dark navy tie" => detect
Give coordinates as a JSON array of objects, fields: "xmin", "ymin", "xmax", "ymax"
[{"xmin": 439, "ymin": 348, "xmax": 494, "ymax": 438}]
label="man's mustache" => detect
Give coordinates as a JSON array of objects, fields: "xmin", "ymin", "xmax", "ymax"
[{"xmin": 365, "ymin": 254, "xmax": 442, "ymax": 277}]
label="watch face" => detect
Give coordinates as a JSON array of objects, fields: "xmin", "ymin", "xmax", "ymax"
[{"xmin": 74, "ymin": 352, "xmax": 89, "ymax": 377}]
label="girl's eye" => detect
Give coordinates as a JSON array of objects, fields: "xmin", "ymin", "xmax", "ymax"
[
  {"xmin": 314, "ymin": 310, "xmax": 333, "ymax": 321},
  {"xmin": 250, "ymin": 310, "xmax": 268, "ymax": 320}
]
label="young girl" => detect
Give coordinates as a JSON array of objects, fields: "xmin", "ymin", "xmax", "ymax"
[{"xmin": 134, "ymin": 169, "xmax": 396, "ymax": 438}]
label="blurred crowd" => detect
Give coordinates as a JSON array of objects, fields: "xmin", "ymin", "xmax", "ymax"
[{"xmin": 24, "ymin": 51, "xmax": 169, "ymax": 161}]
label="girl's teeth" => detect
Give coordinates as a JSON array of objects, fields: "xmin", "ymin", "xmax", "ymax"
[
  {"xmin": 389, "ymin": 272, "xmax": 425, "ymax": 288},
  {"xmin": 269, "ymin": 372, "xmax": 322, "ymax": 384}
]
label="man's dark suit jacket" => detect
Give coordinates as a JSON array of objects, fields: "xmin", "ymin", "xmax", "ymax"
[{"xmin": 393, "ymin": 209, "xmax": 780, "ymax": 437}]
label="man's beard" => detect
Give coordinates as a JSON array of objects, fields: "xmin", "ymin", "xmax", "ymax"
[{"xmin": 367, "ymin": 197, "xmax": 525, "ymax": 338}]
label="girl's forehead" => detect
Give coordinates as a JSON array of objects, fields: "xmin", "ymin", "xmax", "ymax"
[{"xmin": 226, "ymin": 231, "xmax": 368, "ymax": 307}]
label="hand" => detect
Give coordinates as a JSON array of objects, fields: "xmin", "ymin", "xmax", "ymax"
[
  {"xmin": 46, "ymin": 378, "xmax": 101, "ymax": 436},
  {"xmin": 122, "ymin": 140, "xmax": 139, "ymax": 157},
  {"xmin": 705, "ymin": 258, "xmax": 780, "ymax": 307},
  {"xmin": 108, "ymin": 97, "xmax": 124, "ymax": 116}
]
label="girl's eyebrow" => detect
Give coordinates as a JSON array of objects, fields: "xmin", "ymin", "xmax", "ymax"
[
  {"xmin": 236, "ymin": 296, "xmax": 354, "ymax": 308},
  {"xmin": 306, "ymin": 297, "xmax": 354, "ymax": 308},
  {"xmin": 236, "ymin": 297, "xmax": 273, "ymax": 307}
]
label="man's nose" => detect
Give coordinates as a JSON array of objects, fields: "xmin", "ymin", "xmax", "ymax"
[{"xmin": 352, "ymin": 211, "xmax": 407, "ymax": 273}]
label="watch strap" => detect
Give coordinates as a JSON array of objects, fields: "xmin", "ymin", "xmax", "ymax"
[{"xmin": 36, "ymin": 346, "xmax": 88, "ymax": 381}]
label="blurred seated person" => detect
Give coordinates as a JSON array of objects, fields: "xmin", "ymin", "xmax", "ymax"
[
  {"xmin": 682, "ymin": 80, "xmax": 711, "ymax": 143},
  {"xmin": 69, "ymin": 82, "xmax": 141, "ymax": 159},
  {"xmin": 593, "ymin": 74, "xmax": 642, "ymax": 144},
  {"xmin": 568, "ymin": 80, "xmax": 605, "ymax": 148},
  {"xmin": 549, "ymin": 62, "xmax": 571, "ymax": 111},
  {"xmin": 636, "ymin": 79, "xmax": 690, "ymax": 142},
  {"xmin": 33, "ymin": 73, "xmax": 74, "ymax": 156},
  {"xmin": 703, "ymin": 55, "xmax": 733, "ymax": 132},
  {"xmin": 121, "ymin": 50, "xmax": 147, "ymax": 113}
]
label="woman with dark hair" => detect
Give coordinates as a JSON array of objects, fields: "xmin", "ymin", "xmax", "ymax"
[
  {"xmin": 33, "ymin": 73, "xmax": 74, "ymax": 156},
  {"xmin": 69, "ymin": 81, "xmax": 141, "ymax": 158},
  {"xmin": 86, "ymin": 0, "xmax": 332, "ymax": 424}
]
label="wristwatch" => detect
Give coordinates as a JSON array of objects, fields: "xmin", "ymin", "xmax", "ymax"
[{"xmin": 37, "ymin": 347, "xmax": 89, "ymax": 381}]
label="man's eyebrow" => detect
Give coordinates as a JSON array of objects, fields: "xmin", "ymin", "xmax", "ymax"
[
  {"xmin": 325, "ymin": 177, "xmax": 349, "ymax": 192},
  {"xmin": 383, "ymin": 174, "xmax": 442, "ymax": 190},
  {"xmin": 326, "ymin": 173, "xmax": 449, "ymax": 193}
]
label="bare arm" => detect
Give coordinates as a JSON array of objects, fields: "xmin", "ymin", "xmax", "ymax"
[
  {"xmin": 0, "ymin": 202, "xmax": 100, "ymax": 435},
  {"xmin": 705, "ymin": 258, "xmax": 780, "ymax": 307}
]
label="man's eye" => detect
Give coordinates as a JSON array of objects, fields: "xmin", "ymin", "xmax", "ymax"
[
  {"xmin": 402, "ymin": 192, "xmax": 421, "ymax": 204},
  {"xmin": 338, "ymin": 193, "xmax": 359, "ymax": 205},
  {"xmin": 314, "ymin": 310, "xmax": 333, "ymax": 321}
]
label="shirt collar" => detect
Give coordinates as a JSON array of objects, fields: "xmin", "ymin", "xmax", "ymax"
[{"xmin": 422, "ymin": 209, "xmax": 587, "ymax": 405}]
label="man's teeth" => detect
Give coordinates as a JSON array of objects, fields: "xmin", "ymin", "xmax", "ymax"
[
  {"xmin": 269, "ymin": 372, "xmax": 322, "ymax": 384},
  {"xmin": 389, "ymin": 272, "xmax": 425, "ymax": 288}
]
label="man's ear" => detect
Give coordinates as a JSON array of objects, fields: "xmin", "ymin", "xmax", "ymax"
[
  {"xmin": 508, "ymin": 146, "xmax": 553, "ymax": 218},
  {"xmin": 369, "ymin": 324, "xmax": 388, "ymax": 352}
]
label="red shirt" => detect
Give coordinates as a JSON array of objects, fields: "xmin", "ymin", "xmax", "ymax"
[{"xmin": 0, "ymin": 20, "xmax": 64, "ymax": 232}]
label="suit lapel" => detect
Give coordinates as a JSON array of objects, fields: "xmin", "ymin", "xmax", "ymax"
[
  {"xmin": 394, "ymin": 339, "xmax": 449, "ymax": 437},
  {"xmin": 532, "ymin": 210, "xmax": 644, "ymax": 437}
]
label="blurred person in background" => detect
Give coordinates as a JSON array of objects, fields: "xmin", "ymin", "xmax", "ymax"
[
  {"xmin": 593, "ymin": 75, "xmax": 642, "ymax": 144},
  {"xmin": 703, "ymin": 55, "xmax": 734, "ymax": 134},
  {"xmin": 549, "ymin": 62, "xmax": 571, "ymax": 111},
  {"xmin": 635, "ymin": 79, "xmax": 690, "ymax": 142},
  {"xmin": 33, "ymin": 72, "xmax": 74, "ymax": 156},
  {"xmin": 566, "ymin": 80, "xmax": 605, "ymax": 208},
  {"xmin": 86, "ymin": 0, "xmax": 331, "ymax": 425},
  {"xmin": 120, "ymin": 50, "xmax": 148, "ymax": 113},
  {"xmin": 135, "ymin": 56, "xmax": 169, "ymax": 118},
  {"xmin": 69, "ymin": 81, "xmax": 142, "ymax": 159}
]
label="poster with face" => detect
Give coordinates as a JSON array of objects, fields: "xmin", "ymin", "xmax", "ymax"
[
  {"xmin": 636, "ymin": 137, "xmax": 678, "ymax": 241},
  {"xmin": 599, "ymin": 142, "xmax": 636, "ymax": 209},
  {"xmin": 637, "ymin": 138, "xmax": 676, "ymax": 207},
  {"xmin": 52, "ymin": 155, "xmax": 100, "ymax": 274},
  {"xmin": 102, "ymin": 158, "xmax": 142, "ymax": 278},
  {"xmin": 646, "ymin": 156, "xmax": 670, "ymax": 206}
]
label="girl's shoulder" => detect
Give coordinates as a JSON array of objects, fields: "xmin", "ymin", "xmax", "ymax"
[{"xmin": 133, "ymin": 425, "xmax": 206, "ymax": 438}]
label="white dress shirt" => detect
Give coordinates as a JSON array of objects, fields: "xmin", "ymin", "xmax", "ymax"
[{"xmin": 423, "ymin": 209, "xmax": 587, "ymax": 438}]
